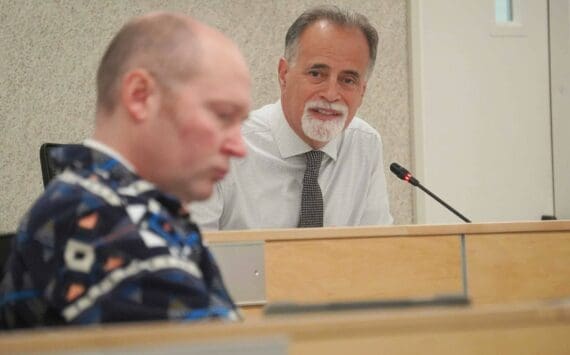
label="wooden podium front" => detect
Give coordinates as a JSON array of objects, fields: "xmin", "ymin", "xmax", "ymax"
[
  {"xmin": 1, "ymin": 221, "xmax": 569, "ymax": 353},
  {"xmin": 204, "ymin": 220, "xmax": 570, "ymax": 316}
]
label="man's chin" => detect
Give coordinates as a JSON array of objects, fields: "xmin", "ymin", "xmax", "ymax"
[
  {"xmin": 185, "ymin": 184, "xmax": 215, "ymax": 203},
  {"xmin": 308, "ymin": 134, "xmax": 332, "ymax": 144},
  {"xmin": 302, "ymin": 121, "xmax": 345, "ymax": 143},
  {"xmin": 190, "ymin": 191, "xmax": 214, "ymax": 203}
]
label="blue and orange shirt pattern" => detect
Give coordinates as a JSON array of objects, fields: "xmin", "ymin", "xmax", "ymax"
[{"xmin": 0, "ymin": 145, "xmax": 237, "ymax": 329}]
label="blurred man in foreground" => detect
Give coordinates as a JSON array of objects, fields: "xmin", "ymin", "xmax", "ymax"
[
  {"xmin": 192, "ymin": 6, "xmax": 393, "ymax": 230},
  {"xmin": 0, "ymin": 12, "xmax": 251, "ymax": 329}
]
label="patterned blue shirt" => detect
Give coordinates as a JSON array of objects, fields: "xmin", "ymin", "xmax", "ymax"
[{"xmin": 0, "ymin": 144, "xmax": 237, "ymax": 329}]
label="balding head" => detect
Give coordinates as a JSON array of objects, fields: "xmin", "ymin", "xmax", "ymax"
[
  {"xmin": 96, "ymin": 12, "xmax": 199, "ymax": 115},
  {"xmin": 93, "ymin": 12, "xmax": 251, "ymax": 203}
]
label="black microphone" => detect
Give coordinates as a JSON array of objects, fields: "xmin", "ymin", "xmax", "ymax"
[{"xmin": 390, "ymin": 162, "xmax": 471, "ymax": 223}]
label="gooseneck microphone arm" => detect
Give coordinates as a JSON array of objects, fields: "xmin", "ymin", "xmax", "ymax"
[
  {"xmin": 390, "ymin": 163, "xmax": 471, "ymax": 223},
  {"xmin": 416, "ymin": 185, "xmax": 471, "ymax": 223}
]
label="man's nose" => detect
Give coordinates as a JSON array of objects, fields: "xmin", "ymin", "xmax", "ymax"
[
  {"xmin": 221, "ymin": 126, "xmax": 247, "ymax": 158},
  {"xmin": 320, "ymin": 78, "xmax": 341, "ymax": 102}
]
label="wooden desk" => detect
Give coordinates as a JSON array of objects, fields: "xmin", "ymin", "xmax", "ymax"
[
  {"xmin": 1, "ymin": 300, "xmax": 569, "ymax": 354},
  {"xmin": 204, "ymin": 221, "xmax": 570, "ymax": 316}
]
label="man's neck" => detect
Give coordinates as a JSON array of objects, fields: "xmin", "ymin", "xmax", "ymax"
[{"xmin": 83, "ymin": 138, "xmax": 137, "ymax": 173}]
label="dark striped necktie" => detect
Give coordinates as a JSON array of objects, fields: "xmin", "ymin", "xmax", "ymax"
[{"xmin": 298, "ymin": 150, "xmax": 324, "ymax": 228}]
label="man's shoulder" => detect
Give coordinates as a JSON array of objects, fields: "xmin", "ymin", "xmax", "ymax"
[
  {"xmin": 242, "ymin": 101, "xmax": 280, "ymax": 135},
  {"xmin": 31, "ymin": 179, "xmax": 100, "ymax": 217},
  {"xmin": 20, "ymin": 175, "xmax": 128, "ymax": 241},
  {"xmin": 345, "ymin": 116, "xmax": 381, "ymax": 140}
]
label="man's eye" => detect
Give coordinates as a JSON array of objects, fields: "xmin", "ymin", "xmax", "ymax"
[
  {"xmin": 308, "ymin": 70, "xmax": 321, "ymax": 78},
  {"xmin": 216, "ymin": 113, "xmax": 233, "ymax": 124},
  {"xmin": 341, "ymin": 77, "xmax": 358, "ymax": 85}
]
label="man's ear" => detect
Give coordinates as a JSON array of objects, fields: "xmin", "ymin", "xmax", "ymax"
[
  {"xmin": 361, "ymin": 82, "xmax": 367, "ymax": 99},
  {"xmin": 278, "ymin": 57, "xmax": 289, "ymax": 90},
  {"xmin": 120, "ymin": 69, "xmax": 157, "ymax": 122}
]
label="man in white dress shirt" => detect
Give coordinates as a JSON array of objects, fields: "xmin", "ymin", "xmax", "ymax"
[{"xmin": 191, "ymin": 6, "xmax": 393, "ymax": 230}]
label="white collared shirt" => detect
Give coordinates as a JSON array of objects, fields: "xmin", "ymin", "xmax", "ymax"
[{"xmin": 190, "ymin": 101, "xmax": 393, "ymax": 230}]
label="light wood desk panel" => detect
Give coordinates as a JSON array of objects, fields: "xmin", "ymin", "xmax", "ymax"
[
  {"xmin": 205, "ymin": 220, "xmax": 570, "ymax": 312},
  {"xmin": 265, "ymin": 236, "xmax": 461, "ymax": 302},
  {"xmin": 1, "ymin": 301, "xmax": 569, "ymax": 354},
  {"xmin": 468, "ymin": 231, "xmax": 570, "ymax": 304}
]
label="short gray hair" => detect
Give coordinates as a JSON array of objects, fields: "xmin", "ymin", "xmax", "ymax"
[{"xmin": 284, "ymin": 6, "xmax": 379, "ymax": 77}]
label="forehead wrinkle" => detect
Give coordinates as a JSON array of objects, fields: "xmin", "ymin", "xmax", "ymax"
[{"xmin": 295, "ymin": 23, "xmax": 369, "ymax": 80}]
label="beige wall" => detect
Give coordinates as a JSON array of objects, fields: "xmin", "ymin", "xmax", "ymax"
[
  {"xmin": 410, "ymin": 0, "xmax": 553, "ymax": 224},
  {"xmin": 550, "ymin": 0, "xmax": 570, "ymax": 220},
  {"xmin": 0, "ymin": 0, "xmax": 412, "ymax": 232}
]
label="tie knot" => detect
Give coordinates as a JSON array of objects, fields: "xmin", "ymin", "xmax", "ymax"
[{"xmin": 305, "ymin": 150, "xmax": 323, "ymax": 167}]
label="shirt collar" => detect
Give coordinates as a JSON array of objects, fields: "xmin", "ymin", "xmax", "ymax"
[
  {"xmin": 83, "ymin": 139, "xmax": 186, "ymax": 215},
  {"xmin": 83, "ymin": 138, "xmax": 137, "ymax": 173},
  {"xmin": 271, "ymin": 100, "xmax": 342, "ymax": 161}
]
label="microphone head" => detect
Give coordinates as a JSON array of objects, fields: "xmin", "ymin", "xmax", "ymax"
[
  {"xmin": 390, "ymin": 162, "xmax": 408, "ymax": 179},
  {"xmin": 390, "ymin": 162, "xmax": 409, "ymax": 180},
  {"xmin": 390, "ymin": 162, "xmax": 420, "ymax": 186}
]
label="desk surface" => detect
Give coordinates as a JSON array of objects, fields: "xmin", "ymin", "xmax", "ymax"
[
  {"xmin": 203, "ymin": 220, "xmax": 570, "ymax": 243},
  {"xmin": 1, "ymin": 300, "xmax": 570, "ymax": 354}
]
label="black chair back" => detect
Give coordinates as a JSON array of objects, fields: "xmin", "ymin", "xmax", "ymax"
[
  {"xmin": 39, "ymin": 143, "xmax": 63, "ymax": 188},
  {"xmin": 39, "ymin": 143, "xmax": 82, "ymax": 188},
  {"xmin": 0, "ymin": 233, "xmax": 15, "ymax": 278}
]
